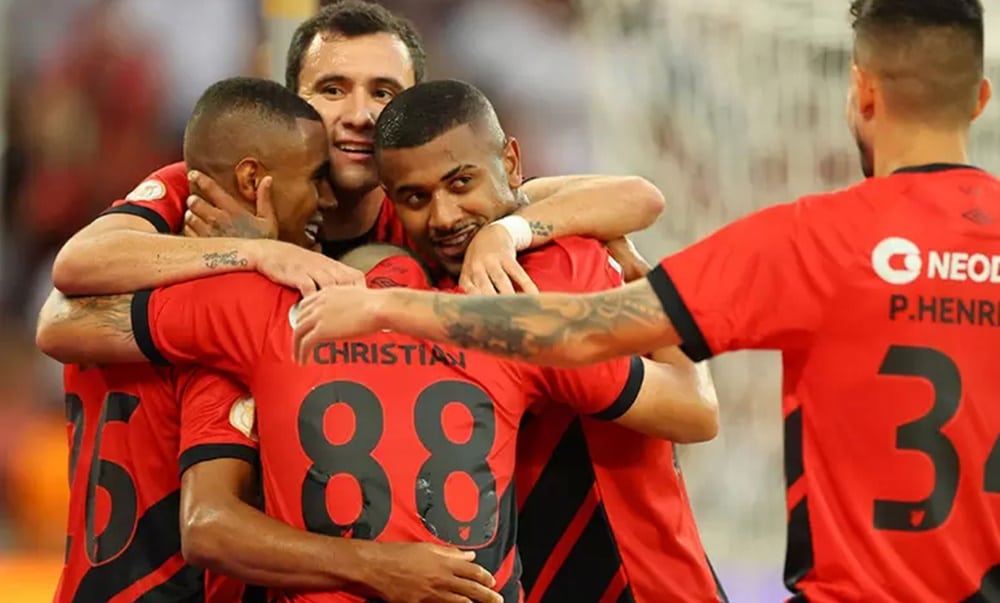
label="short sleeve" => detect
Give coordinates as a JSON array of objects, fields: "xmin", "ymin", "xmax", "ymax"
[
  {"xmin": 99, "ymin": 162, "xmax": 189, "ymax": 234},
  {"xmin": 130, "ymin": 273, "xmax": 292, "ymax": 379},
  {"xmin": 519, "ymin": 236, "xmax": 623, "ymax": 294},
  {"xmin": 527, "ymin": 355, "xmax": 646, "ymax": 420},
  {"xmin": 175, "ymin": 368, "xmax": 258, "ymax": 476},
  {"xmin": 650, "ymin": 196, "xmax": 845, "ymax": 361}
]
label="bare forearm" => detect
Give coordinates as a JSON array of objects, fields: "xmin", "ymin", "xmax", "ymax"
[
  {"xmin": 517, "ymin": 176, "xmax": 665, "ymax": 247},
  {"xmin": 184, "ymin": 501, "xmax": 374, "ymax": 592},
  {"xmin": 35, "ymin": 289, "xmax": 144, "ymax": 364},
  {"xmin": 54, "ymin": 230, "xmax": 262, "ymax": 295},
  {"xmin": 378, "ymin": 279, "xmax": 678, "ymax": 366}
]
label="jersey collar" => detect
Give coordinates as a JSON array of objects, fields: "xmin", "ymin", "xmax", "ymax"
[{"xmin": 892, "ymin": 163, "xmax": 984, "ymax": 175}]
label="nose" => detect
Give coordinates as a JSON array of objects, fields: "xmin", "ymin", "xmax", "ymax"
[
  {"xmin": 341, "ymin": 89, "xmax": 376, "ymax": 131},
  {"xmin": 428, "ymin": 194, "xmax": 465, "ymax": 234}
]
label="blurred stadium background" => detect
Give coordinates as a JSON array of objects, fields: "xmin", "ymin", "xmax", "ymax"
[{"xmin": 0, "ymin": 0, "xmax": 997, "ymax": 600}]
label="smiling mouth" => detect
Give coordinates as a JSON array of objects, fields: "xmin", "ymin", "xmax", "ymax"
[
  {"xmin": 334, "ymin": 142, "xmax": 373, "ymax": 156},
  {"xmin": 431, "ymin": 227, "xmax": 478, "ymax": 258}
]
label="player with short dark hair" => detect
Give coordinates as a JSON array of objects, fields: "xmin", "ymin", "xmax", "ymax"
[
  {"xmin": 285, "ymin": 0, "xmax": 426, "ymax": 91},
  {"xmin": 50, "ymin": 75, "xmax": 333, "ymax": 603},
  {"xmin": 368, "ymin": 79, "xmax": 728, "ymax": 603},
  {"xmin": 292, "ymin": 2, "xmax": 1000, "ymax": 600},
  {"xmin": 182, "ymin": 77, "xmax": 330, "ymax": 251}
]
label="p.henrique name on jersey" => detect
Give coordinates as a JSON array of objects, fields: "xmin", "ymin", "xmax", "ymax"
[{"xmin": 875, "ymin": 236, "xmax": 1000, "ymax": 327}]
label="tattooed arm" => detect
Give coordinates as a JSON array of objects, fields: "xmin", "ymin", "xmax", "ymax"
[
  {"xmin": 293, "ymin": 277, "xmax": 680, "ymax": 367},
  {"xmin": 460, "ymin": 175, "xmax": 665, "ymax": 294},
  {"xmin": 516, "ymin": 175, "xmax": 665, "ymax": 247},
  {"xmin": 35, "ymin": 288, "xmax": 145, "ymax": 364},
  {"xmin": 53, "ymin": 215, "xmax": 302, "ymax": 295}
]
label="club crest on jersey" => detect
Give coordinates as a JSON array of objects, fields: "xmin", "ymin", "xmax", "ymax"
[
  {"xmin": 872, "ymin": 237, "xmax": 922, "ymax": 285},
  {"xmin": 229, "ymin": 397, "xmax": 258, "ymax": 441},
  {"xmin": 125, "ymin": 179, "xmax": 167, "ymax": 202}
]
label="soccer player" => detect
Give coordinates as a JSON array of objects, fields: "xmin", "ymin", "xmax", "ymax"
[
  {"xmin": 50, "ymin": 0, "xmax": 664, "ymax": 300},
  {"xmin": 366, "ymin": 79, "xmax": 727, "ymax": 602},
  {"xmin": 48, "ymin": 77, "xmax": 499, "ymax": 603},
  {"xmin": 291, "ymin": 1, "xmax": 1000, "ymax": 601},
  {"xmin": 35, "ymin": 240, "xmax": 718, "ymax": 603}
]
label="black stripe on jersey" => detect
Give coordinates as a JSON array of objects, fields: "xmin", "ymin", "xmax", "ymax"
[
  {"xmin": 518, "ymin": 420, "xmax": 595, "ymax": 593},
  {"xmin": 784, "ymin": 408, "xmax": 804, "ymax": 485},
  {"xmin": 543, "ymin": 503, "xmax": 628, "ymax": 602},
  {"xmin": 783, "ymin": 405, "xmax": 814, "ymax": 597},
  {"xmin": 616, "ymin": 589, "xmax": 636, "ymax": 603},
  {"xmin": 101, "ymin": 204, "xmax": 173, "ymax": 234},
  {"xmin": 591, "ymin": 356, "xmax": 645, "ymax": 421},
  {"xmin": 961, "ymin": 564, "xmax": 1000, "ymax": 603},
  {"xmin": 132, "ymin": 290, "xmax": 171, "ymax": 366},
  {"xmin": 72, "ymin": 490, "xmax": 200, "ymax": 602},
  {"xmin": 179, "ymin": 443, "xmax": 260, "ymax": 476},
  {"xmin": 646, "ymin": 264, "xmax": 712, "ymax": 362},
  {"xmin": 133, "ymin": 563, "xmax": 203, "ymax": 603}
]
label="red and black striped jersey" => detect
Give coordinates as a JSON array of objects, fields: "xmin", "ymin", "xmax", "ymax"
[
  {"xmin": 516, "ymin": 237, "xmax": 727, "ymax": 603},
  {"xmin": 57, "ymin": 364, "xmax": 257, "ymax": 602}
]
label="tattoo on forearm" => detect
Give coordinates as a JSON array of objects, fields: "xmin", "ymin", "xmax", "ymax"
[
  {"xmin": 529, "ymin": 221, "xmax": 554, "ymax": 239},
  {"xmin": 203, "ymin": 251, "xmax": 249, "ymax": 270},
  {"xmin": 430, "ymin": 283, "xmax": 665, "ymax": 360},
  {"xmin": 65, "ymin": 295, "xmax": 135, "ymax": 342}
]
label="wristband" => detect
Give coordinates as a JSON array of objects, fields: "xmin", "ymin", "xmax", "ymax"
[{"xmin": 491, "ymin": 215, "xmax": 533, "ymax": 251}]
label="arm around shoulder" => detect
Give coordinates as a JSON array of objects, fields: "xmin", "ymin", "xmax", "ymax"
[
  {"xmin": 35, "ymin": 288, "xmax": 145, "ymax": 364},
  {"xmin": 517, "ymin": 175, "xmax": 666, "ymax": 245}
]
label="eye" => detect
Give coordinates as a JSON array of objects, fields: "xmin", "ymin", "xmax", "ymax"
[
  {"xmin": 373, "ymin": 88, "xmax": 395, "ymax": 102},
  {"xmin": 451, "ymin": 175, "xmax": 472, "ymax": 190},
  {"xmin": 321, "ymin": 85, "xmax": 344, "ymax": 97},
  {"xmin": 405, "ymin": 192, "xmax": 429, "ymax": 207}
]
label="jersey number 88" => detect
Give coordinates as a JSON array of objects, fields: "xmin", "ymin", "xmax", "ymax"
[{"xmin": 298, "ymin": 380, "xmax": 498, "ymax": 546}]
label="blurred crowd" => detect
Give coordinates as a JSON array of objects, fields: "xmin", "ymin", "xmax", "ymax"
[{"xmin": 1, "ymin": 0, "xmax": 998, "ymax": 600}]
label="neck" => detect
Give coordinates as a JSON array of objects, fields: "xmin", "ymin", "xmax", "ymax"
[
  {"xmin": 320, "ymin": 186, "xmax": 385, "ymax": 241},
  {"xmin": 873, "ymin": 121, "xmax": 971, "ymax": 177}
]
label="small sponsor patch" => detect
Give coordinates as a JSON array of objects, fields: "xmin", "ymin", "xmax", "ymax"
[
  {"xmin": 125, "ymin": 179, "xmax": 167, "ymax": 202},
  {"xmin": 229, "ymin": 397, "xmax": 257, "ymax": 441}
]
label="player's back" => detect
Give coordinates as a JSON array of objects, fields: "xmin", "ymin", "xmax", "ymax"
[
  {"xmin": 253, "ymin": 329, "xmax": 534, "ymax": 603},
  {"xmin": 57, "ymin": 363, "xmax": 246, "ymax": 603},
  {"xmin": 784, "ymin": 165, "xmax": 1000, "ymax": 602},
  {"xmin": 58, "ymin": 362, "xmax": 200, "ymax": 602},
  {"xmin": 134, "ymin": 258, "xmax": 646, "ymax": 603}
]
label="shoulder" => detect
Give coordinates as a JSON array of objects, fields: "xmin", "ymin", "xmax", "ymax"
[
  {"xmin": 519, "ymin": 236, "xmax": 621, "ymax": 293},
  {"xmin": 124, "ymin": 162, "xmax": 189, "ymax": 202}
]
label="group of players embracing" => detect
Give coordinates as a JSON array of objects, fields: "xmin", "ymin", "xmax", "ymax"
[{"xmin": 34, "ymin": 0, "xmax": 1000, "ymax": 602}]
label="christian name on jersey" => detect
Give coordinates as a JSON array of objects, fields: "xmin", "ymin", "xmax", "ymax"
[
  {"xmin": 309, "ymin": 340, "xmax": 468, "ymax": 368},
  {"xmin": 872, "ymin": 236, "xmax": 1000, "ymax": 285}
]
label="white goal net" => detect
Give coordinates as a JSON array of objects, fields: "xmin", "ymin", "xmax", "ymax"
[{"xmin": 575, "ymin": 0, "xmax": 1000, "ymax": 588}]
